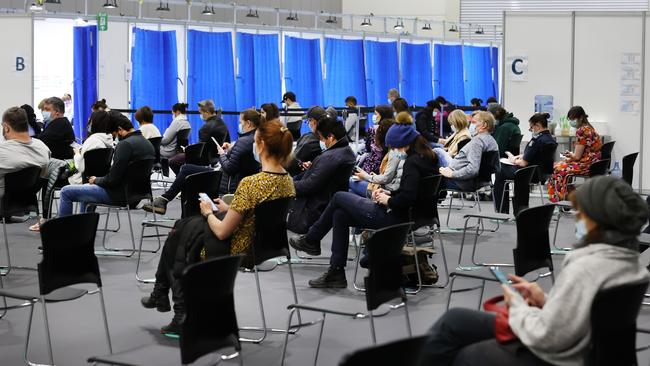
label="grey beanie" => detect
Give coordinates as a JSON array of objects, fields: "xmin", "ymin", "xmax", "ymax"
[{"xmin": 576, "ymin": 176, "xmax": 649, "ymax": 235}]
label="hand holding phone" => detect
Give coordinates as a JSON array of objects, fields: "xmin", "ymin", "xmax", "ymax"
[
  {"xmin": 490, "ymin": 266, "xmax": 515, "ymax": 291},
  {"xmin": 199, "ymin": 192, "xmax": 218, "ymax": 211}
]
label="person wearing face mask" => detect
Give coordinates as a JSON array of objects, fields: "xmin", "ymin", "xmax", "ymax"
[
  {"xmin": 493, "ymin": 113, "xmax": 558, "ymax": 214},
  {"xmin": 141, "ymin": 119, "xmax": 295, "ymax": 336},
  {"xmin": 439, "ymin": 111, "xmax": 499, "ymax": 191},
  {"xmin": 349, "ymin": 117, "xmax": 397, "ymax": 197},
  {"xmin": 434, "ymin": 109, "xmax": 472, "ymax": 167},
  {"xmin": 58, "ymin": 111, "xmax": 155, "ymax": 216},
  {"xmin": 286, "ymin": 112, "xmax": 356, "ymax": 235},
  {"xmin": 134, "ymin": 106, "xmax": 162, "ymax": 139},
  {"xmin": 62, "ymin": 93, "xmax": 74, "ymax": 123},
  {"xmin": 387, "ymin": 88, "xmax": 400, "ymax": 105},
  {"xmin": 490, "ymin": 105, "xmax": 521, "ymax": 158},
  {"xmin": 281, "ymin": 91, "xmax": 303, "ymax": 140},
  {"xmin": 144, "ymin": 109, "xmax": 262, "ymax": 216},
  {"xmin": 160, "ymin": 102, "xmax": 191, "ymax": 160},
  {"xmin": 415, "ymin": 100, "xmax": 446, "ymax": 146},
  {"xmin": 417, "ymin": 176, "xmax": 649, "ymax": 366},
  {"xmin": 290, "ymin": 123, "xmax": 439, "ymax": 288},
  {"xmin": 286, "ymin": 106, "xmax": 327, "ymax": 176},
  {"xmin": 548, "ymin": 106, "xmax": 602, "ymax": 202},
  {"xmin": 37, "ymin": 97, "xmax": 76, "ymax": 160},
  {"xmin": 357, "ymin": 105, "xmax": 393, "ymax": 176}
]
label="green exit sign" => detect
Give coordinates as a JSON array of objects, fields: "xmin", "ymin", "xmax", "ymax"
[{"xmin": 97, "ymin": 12, "xmax": 108, "ymax": 31}]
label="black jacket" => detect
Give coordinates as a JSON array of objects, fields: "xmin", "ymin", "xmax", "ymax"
[
  {"xmin": 415, "ymin": 108, "xmax": 439, "ymax": 143},
  {"xmin": 199, "ymin": 115, "xmax": 231, "ymax": 157},
  {"xmin": 218, "ymin": 129, "xmax": 260, "ymax": 194},
  {"xmin": 287, "ymin": 131, "xmax": 322, "ymax": 175},
  {"xmin": 387, "ymin": 153, "xmax": 439, "ymax": 220},
  {"xmin": 94, "ymin": 130, "xmax": 155, "ymax": 204},
  {"xmin": 287, "ymin": 138, "xmax": 356, "ymax": 233},
  {"xmin": 38, "ymin": 117, "xmax": 75, "ymax": 159}
]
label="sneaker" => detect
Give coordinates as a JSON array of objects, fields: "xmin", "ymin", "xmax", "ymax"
[
  {"xmin": 142, "ymin": 197, "xmax": 169, "ymax": 215},
  {"xmin": 308, "ymin": 266, "xmax": 347, "ymax": 288},
  {"xmin": 141, "ymin": 291, "xmax": 171, "ymax": 312},
  {"xmin": 289, "ymin": 235, "xmax": 321, "ymax": 256},
  {"xmin": 160, "ymin": 316, "xmax": 182, "ymax": 337}
]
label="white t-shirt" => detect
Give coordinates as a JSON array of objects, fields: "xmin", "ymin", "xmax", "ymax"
[
  {"xmin": 139, "ymin": 123, "xmax": 162, "ymax": 139},
  {"xmin": 0, "ymin": 138, "xmax": 51, "ymax": 198}
]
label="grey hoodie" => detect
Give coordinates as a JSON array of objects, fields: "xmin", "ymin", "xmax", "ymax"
[{"xmin": 508, "ymin": 243, "xmax": 649, "ymax": 366}]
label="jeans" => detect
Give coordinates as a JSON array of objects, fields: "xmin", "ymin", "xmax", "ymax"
[
  {"xmin": 442, "ymin": 178, "xmax": 461, "ymax": 191},
  {"xmin": 348, "ymin": 178, "xmax": 369, "ymax": 198},
  {"xmin": 417, "ymin": 308, "xmax": 550, "ymax": 366},
  {"xmin": 493, "ymin": 164, "xmax": 518, "ymax": 214},
  {"xmin": 59, "ymin": 184, "xmax": 112, "ymax": 216},
  {"xmin": 434, "ymin": 148, "xmax": 451, "ymax": 168},
  {"xmin": 162, "ymin": 164, "xmax": 212, "ymax": 201},
  {"xmin": 306, "ymin": 191, "xmax": 403, "ymax": 267}
]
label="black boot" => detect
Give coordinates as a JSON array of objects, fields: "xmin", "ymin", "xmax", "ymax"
[
  {"xmin": 308, "ymin": 266, "xmax": 347, "ymax": 289},
  {"xmin": 289, "ymin": 235, "xmax": 321, "ymax": 256},
  {"xmin": 161, "ymin": 311, "xmax": 184, "ymax": 337},
  {"xmin": 141, "ymin": 290, "xmax": 171, "ymax": 312}
]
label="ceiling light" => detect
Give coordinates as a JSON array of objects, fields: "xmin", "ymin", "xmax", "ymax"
[
  {"xmin": 422, "ymin": 22, "xmax": 432, "ymax": 31},
  {"xmin": 246, "ymin": 9, "xmax": 259, "ymax": 18},
  {"xmin": 360, "ymin": 17, "xmax": 372, "ymax": 27},
  {"xmin": 393, "ymin": 19, "xmax": 404, "ymax": 31},
  {"xmin": 29, "ymin": 2, "xmax": 43, "ymax": 11},
  {"xmin": 201, "ymin": 4, "xmax": 213, "ymax": 15},
  {"xmin": 156, "ymin": 1, "xmax": 170, "ymax": 11},
  {"xmin": 286, "ymin": 11, "xmax": 298, "ymax": 21},
  {"xmin": 326, "ymin": 16, "xmax": 337, "ymax": 24},
  {"xmin": 475, "ymin": 26, "xmax": 484, "ymax": 35},
  {"xmin": 103, "ymin": 0, "xmax": 117, "ymax": 9},
  {"xmin": 44, "ymin": 0, "xmax": 61, "ymax": 4},
  {"xmin": 448, "ymin": 24, "xmax": 458, "ymax": 32}
]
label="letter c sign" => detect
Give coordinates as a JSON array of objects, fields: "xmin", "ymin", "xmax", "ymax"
[
  {"xmin": 511, "ymin": 59, "xmax": 523, "ymax": 75},
  {"xmin": 508, "ymin": 54, "xmax": 528, "ymax": 81}
]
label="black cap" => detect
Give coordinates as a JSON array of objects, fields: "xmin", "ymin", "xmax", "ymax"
[{"xmin": 306, "ymin": 106, "xmax": 327, "ymax": 121}]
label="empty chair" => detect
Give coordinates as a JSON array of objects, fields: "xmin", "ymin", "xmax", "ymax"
[
  {"xmin": 88, "ymin": 255, "xmax": 243, "ymax": 366},
  {"xmin": 181, "ymin": 170, "xmax": 223, "ymax": 218},
  {"xmin": 339, "ymin": 336, "xmax": 426, "ymax": 366},
  {"xmin": 498, "ymin": 165, "xmax": 538, "ymax": 216},
  {"xmin": 622, "ymin": 152, "xmax": 639, "ymax": 186},
  {"xmin": 599, "ymin": 140, "xmax": 616, "ymax": 166}
]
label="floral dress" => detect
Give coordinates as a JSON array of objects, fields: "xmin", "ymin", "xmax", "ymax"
[
  {"xmin": 547, "ymin": 125, "xmax": 601, "ymax": 202},
  {"xmin": 359, "ymin": 126, "xmax": 386, "ymax": 174}
]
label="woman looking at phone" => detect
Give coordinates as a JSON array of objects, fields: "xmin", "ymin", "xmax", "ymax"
[{"xmin": 416, "ymin": 176, "xmax": 649, "ymax": 366}]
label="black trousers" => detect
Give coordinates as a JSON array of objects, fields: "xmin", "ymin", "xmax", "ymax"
[{"xmin": 416, "ymin": 308, "xmax": 551, "ymax": 366}]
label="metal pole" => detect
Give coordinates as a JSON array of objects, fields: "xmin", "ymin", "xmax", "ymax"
[
  {"xmin": 570, "ymin": 11, "xmax": 575, "ymax": 107},
  {"xmin": 640, "ymin": 12, "xmax": 646, "ymax": 193},
  {"xmin": 500, "ymin": 11, "xmax": 506, "ymax": 104}
]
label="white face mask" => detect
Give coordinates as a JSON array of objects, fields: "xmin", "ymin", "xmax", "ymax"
[
  {"xmin": 372, "ymin": 114, "xmax": 379, "ymax": 124},
  {"xmin": 469, "ymin": 123, "xmax": 478, "ymax": 137},
  {"xmin": 450, "ymin": 125, "xmax": 457, "ymax": 133},
  {"xmin": 319, "ymin": 140, "xmax": 327, "ymax": 151},
  {"xmin": 432, "ymin": 111, "xmax": 439, "ymax": 118},
  {"xmin": 387, "ymin": 98, "xmax": 392, "ymax": 105},
  {"xmin": 575, "ymin": 219, "xmax": 588, "ymax": 241}
]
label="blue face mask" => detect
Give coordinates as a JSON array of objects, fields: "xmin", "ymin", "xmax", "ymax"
[
  {"xmin": 42, "ymin": 111, "xmax": 52, "ymax": 124},
  {"xmin": 569, "ymin": 120, "xmax": 578, "ymax": 128},
  {"xmin": 575, "ymin": 219, "xmax": 588, "ymax": 241},
  {"xmin": 253, "ymin": 142, "xmax": 260, "ymax": 163},
  {"xmin": 319, "ymin": 140, "xmax": 327, "ymax": 151},
  {"xmin": 390, "ymin": 149, "xmax": 407, "ymax": 160}
]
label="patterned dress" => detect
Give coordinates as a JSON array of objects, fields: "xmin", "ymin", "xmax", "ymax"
[
  {"xmin": 360, "ymin": 126, "xmax": 386, "ymax": 174},
  {"xmin": 547, "ymin": 125, "xmax": 601, "ymax": 202}
]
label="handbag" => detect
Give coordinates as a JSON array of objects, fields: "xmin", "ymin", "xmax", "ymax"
[{"xmin": 483, "ymin": 296, "xmax": 517, "ymax": 344}]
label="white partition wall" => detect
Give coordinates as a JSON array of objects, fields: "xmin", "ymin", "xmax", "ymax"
[
  {"xmin": 98, "ymin": 21, "xmax": 129, "ymax": 109},
  {"xmin": 0, "ymin": 15, "xmax": 33, "ymax": 111}
]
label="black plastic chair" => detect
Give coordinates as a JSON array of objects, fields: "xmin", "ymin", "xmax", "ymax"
[
  {"xmin": 148, "ymin": 137, "xmax": 163, "ymax": 177},
  {"xmin": 1, "ymin": 166, "xmax": 43, "ymax": 275},
  {"xmin": 588, "ymin": 159, "xmax": 611, "ymax": 177},
  {"xmin": 239, "ymin": 197, "xmax": 302, "ymax": 344},
  {"xmin": 176, "ymin": 128, "xmax": 191, "ymax": 152},
  {"xmin": 622, "ymin": 152, "xmax": 639, "ymax": 186},
  {"xmin": 586, "ymin": 281, "xmax": 649, "ymax": 366},
  {"xmin": 83, "ymin": 148, "xmax": 114, "ymax": 183},
  {"xmin": 88, "ymin": 255, "xmax": 243, "ymax": 366},
  {"xmin": 447, "ymin": 204, "xmax": 556, "ymax": 309},
  {"xmin": 456, "ymin": 138, "xmax": 470, "ymax": 152},
  {"xmin": 281, "ymin": 222, "xmax": 413, "ymax": 365},
  {"xmin": 0, "ymin": 213, "xmax": 112, "ymax": 366},
  {"xmin": 498, "ymin": 165, "xmax": 538, "ymax": 216},
  {"xmin": 339, "ymin": 336, "xmax": 426, "ymax": 366},
  {"xmin": 599, "ymin": 141, "xmax": 616, "ymax": 167},
  {"xmin": 531, "ymin": 143, "xmax": 558, "ymax": 203},
  {"xmin": 184, "ymin": 142, "xmax": 207, "ymax": 166},
  {"xmin": 508, "ymin": 133, "xmax": 523, "ymax": 156},
  {"xmin": 181, "ymin": 170, "xmax": 223, "ymax": 218}
]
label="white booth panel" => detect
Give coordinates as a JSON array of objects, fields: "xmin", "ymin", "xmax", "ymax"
[{"xmin": 98, "ymin": 21, "xmax": 129, "ymax": 109}]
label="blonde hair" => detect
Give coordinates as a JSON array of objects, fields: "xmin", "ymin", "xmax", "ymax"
[
  {"xmin": 474, "ymin": 111, "xmax": 496, "ymax": 133},
  {"xmin": 448, "ymin": 110, "xmax": 469, "ymax": 131},
  {"xmin": 395, "ymin": 111, "xmax": 413, "ymax": 125}
]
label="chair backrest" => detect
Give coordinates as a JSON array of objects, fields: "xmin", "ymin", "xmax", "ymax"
[
  {"xmin": 339, "ymin": 335, "xmax": 426, "ymax": 366},
  {"xmin": 82, "ymin": 148, "xmax": 114, "ymax": 182},
  {"xmin": 122, "ymin": 159, "xmax": 154, "ymax": 207},
  {"xmin": 477, "ymin": 150, "xmax": 499, "ymax": 184},
  {"xmin": 588, "ymin": 159, "xmax": 611, "ymax": 177},
  {"xmin": 365, "ymin": 222, "xmax": 412, "ymax": 311},
  {"xmin": 622, "ymin": 152, "xmax": 639, "ymax": 186},
  {"xmin": 512, "ymin": 165, "xmax": 538, "ymax": 216},
  {"xmin": 411, "ymin": 175, "xmax": 442, "ymax": 229},
  {"xmin": 181, "ymin": 170, "xmax": 223, "ymax": 218},
  {"xmin": 147, "ymin": 137, "xmax": 162, "ymax": 164},
  {"xmin": 513, "ymin": 204, "xmax": 555, "ymax": 276},
  {"xmin": 599, "ymin": 141, "xmax": 616, "ymax": 163},
  {"xmin": 586, "ymin": 281, "xmax": 649, "ymax": 366},
  {"xmin": 180, "ymin": 255, "xmax": 242, "ymax": 365},
  {"xmin": 251, "ymin": 197, "xmax": 292, "ymax": 265},
  {"xmin": 176, "ymin": 128, "xmax": 191, "ymax": 152},
  {"xmin": 457, "ymin": 138, "xmax": 470, "ymax": 152},
  {"xmin": 532, "ymin": 143, "xmax": 558, "ymax": 182},
  {"xmin": 3, "ymin": 165, "xmax": 43, "ymax": 216},
  {"xmin": 508, "ymin": 134, "xmax": 523, "ymax": 156},
  {"xmin": 185, "ymin": 142, "xmax": 208, "ymax": 166},
  {"xmin": 38, "ymin": 213, "xmax": 101, "ymax": 295}
]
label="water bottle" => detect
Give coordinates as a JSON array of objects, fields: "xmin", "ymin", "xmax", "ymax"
[{"xmin": 610, "ymin": 161, "xmax": 622, "ymax": 179}]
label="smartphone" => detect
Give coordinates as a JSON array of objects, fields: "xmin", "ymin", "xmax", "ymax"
[
  {"xmin": 490, "ymin": 266, "xmax": 514, "ymax": 290},
  {"xmin": 198, "ymin": 192, "xmax": 218, "ymax": 211},
  {"xmin": 211, "ymin": 136, "xmax": 221, "ymax": 149}
]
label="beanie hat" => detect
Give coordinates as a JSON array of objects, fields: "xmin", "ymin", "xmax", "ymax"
[
  {"xmin": 385, "ymin": 124, "xmax": 419, "ymax": 148},
  {"xmin": 306, "ymin": 106, "xmax": 327, "ymax": 121},
  {"xmin": 576, "ymin": 176, "xmax": 649, "ymax": 235}
]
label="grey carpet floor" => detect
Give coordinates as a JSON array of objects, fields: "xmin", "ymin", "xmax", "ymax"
[{"xmin": 0, "ymin": 194, "xmax": 649, "ymax": 366}]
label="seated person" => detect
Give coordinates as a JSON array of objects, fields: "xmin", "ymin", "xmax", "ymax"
[
  {"xmin": 439, "ymin": 111, "xmax": 499, "ymax": 191},
  {"xmin": 38, "ymin": 97, "xmax": 76, "ymax": 160},
  {"xmin": 349, "ymin": 117, "xmax": 396, "ymax": 198},
  {"xmin": 58, "ymin": 112, "xmax": 155, "ymax": 216},
  {"xmin": 415, "ymin": 100, "xmax": 445, "ymax": 146},
  {"xmin": 144, "ymin": 109, "xmax": 262, "ymax": 215},
  {"xmin": 290, "ymin": 123, "xmax": 439, "ymax": 288},
  {"xmin": 344, "ymin": 96, "xmax": 360, "ymax": 142},
  {"xmin": 392, "ymin": 97, "xmax": 409, "ymax": 114},
  {"xmin": 490, "ymin": 105, "xmax": 521, "ymax": 158},
  {"xmin": 417, "ymin": 176, "xmax": 649, "ymax": 366},
  {"xmin": 434, "ymin": 109, "xmax": 472, "ymax": 166},
  {"xmin": 160, "ymin": 102, "xmax": 191, "ymax": 160},
  {"xmin": 358, "ymin": 105, "xmax": 393, "ymax": 175},
  {"xmin": 286, "ymin": 112, "xmax": 356, "ymax": 234},
  {"xmin": 286, "ymin": 106, "xmax": 327, "ymax": 176},
  {"xmin": 135, "ymin": 106, "xmax": 161, "ymax": 139},
  {"xmin": 140, "ymin": 120, "xmax": 295, "ymax": 335},
  {"xmin": 494, "ymin": 113, "xmax": 557, "ymax": 214},
  {"xmin": 0, "ymin": 107, "xmax": 50, "ymax": 200},
  {"xmin": 20, "ymin": 104, "xmax": 42, "ymax": 137}
]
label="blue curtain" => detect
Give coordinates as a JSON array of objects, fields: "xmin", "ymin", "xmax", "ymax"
[
  {"xmin": 433, "ymin": 44, "xmax": 465, "ymax": 106},
  {"xmin": 400, "ymin": 43, "xmax": 433, "ymax": 107},
  {"xmin": 491, "ymin": 47, "xmax": 499, "ymax": 101},
  {"xmin": 323, "ymin": 38, "xmax": 367, "ymax": 107},
  {"xmin": 284, "ymin": 36, "xmax": 323, "ymax": 108},
  {"xmin": 131, "ymin": 28, "xmax": 178, "ymax": 134},
  {"xmin": 73, "ymin": 25, "xmax": 97, "ymax": 140},
  {"xmin": 187, "ymin": 30, "xmax": 238, "ymax": 142},
  {"xmin": 463, "ymin": 45, "xmax": 495, "ymax": 106},
  {"xmin": 364, "ymin": 40, "xmax": 399, "ymax": 107},
  {"xmin": 236, "ymin": 33, "xmax": 281, "ymax": 110}
]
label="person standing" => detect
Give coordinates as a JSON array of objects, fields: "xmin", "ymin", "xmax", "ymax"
[{"xmin": 281, "ymin": 92, "xmax": 303, "ymax": 140}]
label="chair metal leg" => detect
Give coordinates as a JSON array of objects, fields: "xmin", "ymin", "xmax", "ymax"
[
  {"xmin": 403, "ymin": 301, "xmax": 412, "ymax": 337},
  {"xmin": 431, "ymin": 228, "xmax": 450, "ymax": 288},
  {"xmin": 280, "ymin": 308, "xmax": 297, "ymax": 366},
  {"xmin": 406, "ymin": 230, "xmax": 423, "ymax": 295},
  {"xmin": 446, "ymin": 276, "xmax": 456, "ymax": 310},
  {"xmin": 98, "ymin": 288, "xmax": 113, "ymax": 354},
  {"xmin": 352, "ymin": 235, "xmax": 365, "ymax": 292},
  {"xmin": 369, "ymin": 310, "xmax": 377, "ymax": 345},
  {"xmin": 286, "ymin": 260, "xmax": 303, "ymax": 328},
  {"xmin": 477, "ymin": 280, "xmax": 486, "ymax": 310},
  {"xmin": 314, "ymin": 313, "xmax": 327, "ymax": 366},
  {"xmin": 135, "ymin": 223, "xmax": 154, "ymax": 283},
  {"xmin": 239, "ymin": 267, "xmax": 268, "ymax": 343},
  {"xmin": 41, "ymin": 298, "xmax": 55, "ymax": 366},
  {"xmin": 0, "ymin": 219, "xmax": 10, "ymax": 276},
  {"xmin": 23, "ymin": 304, "xmax": 35, "ymax": 365}
]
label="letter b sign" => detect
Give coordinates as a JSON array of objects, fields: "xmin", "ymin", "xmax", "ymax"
[{"xmin": 16, "ymin": 57, "xmax": 25, "ymax": 71}]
